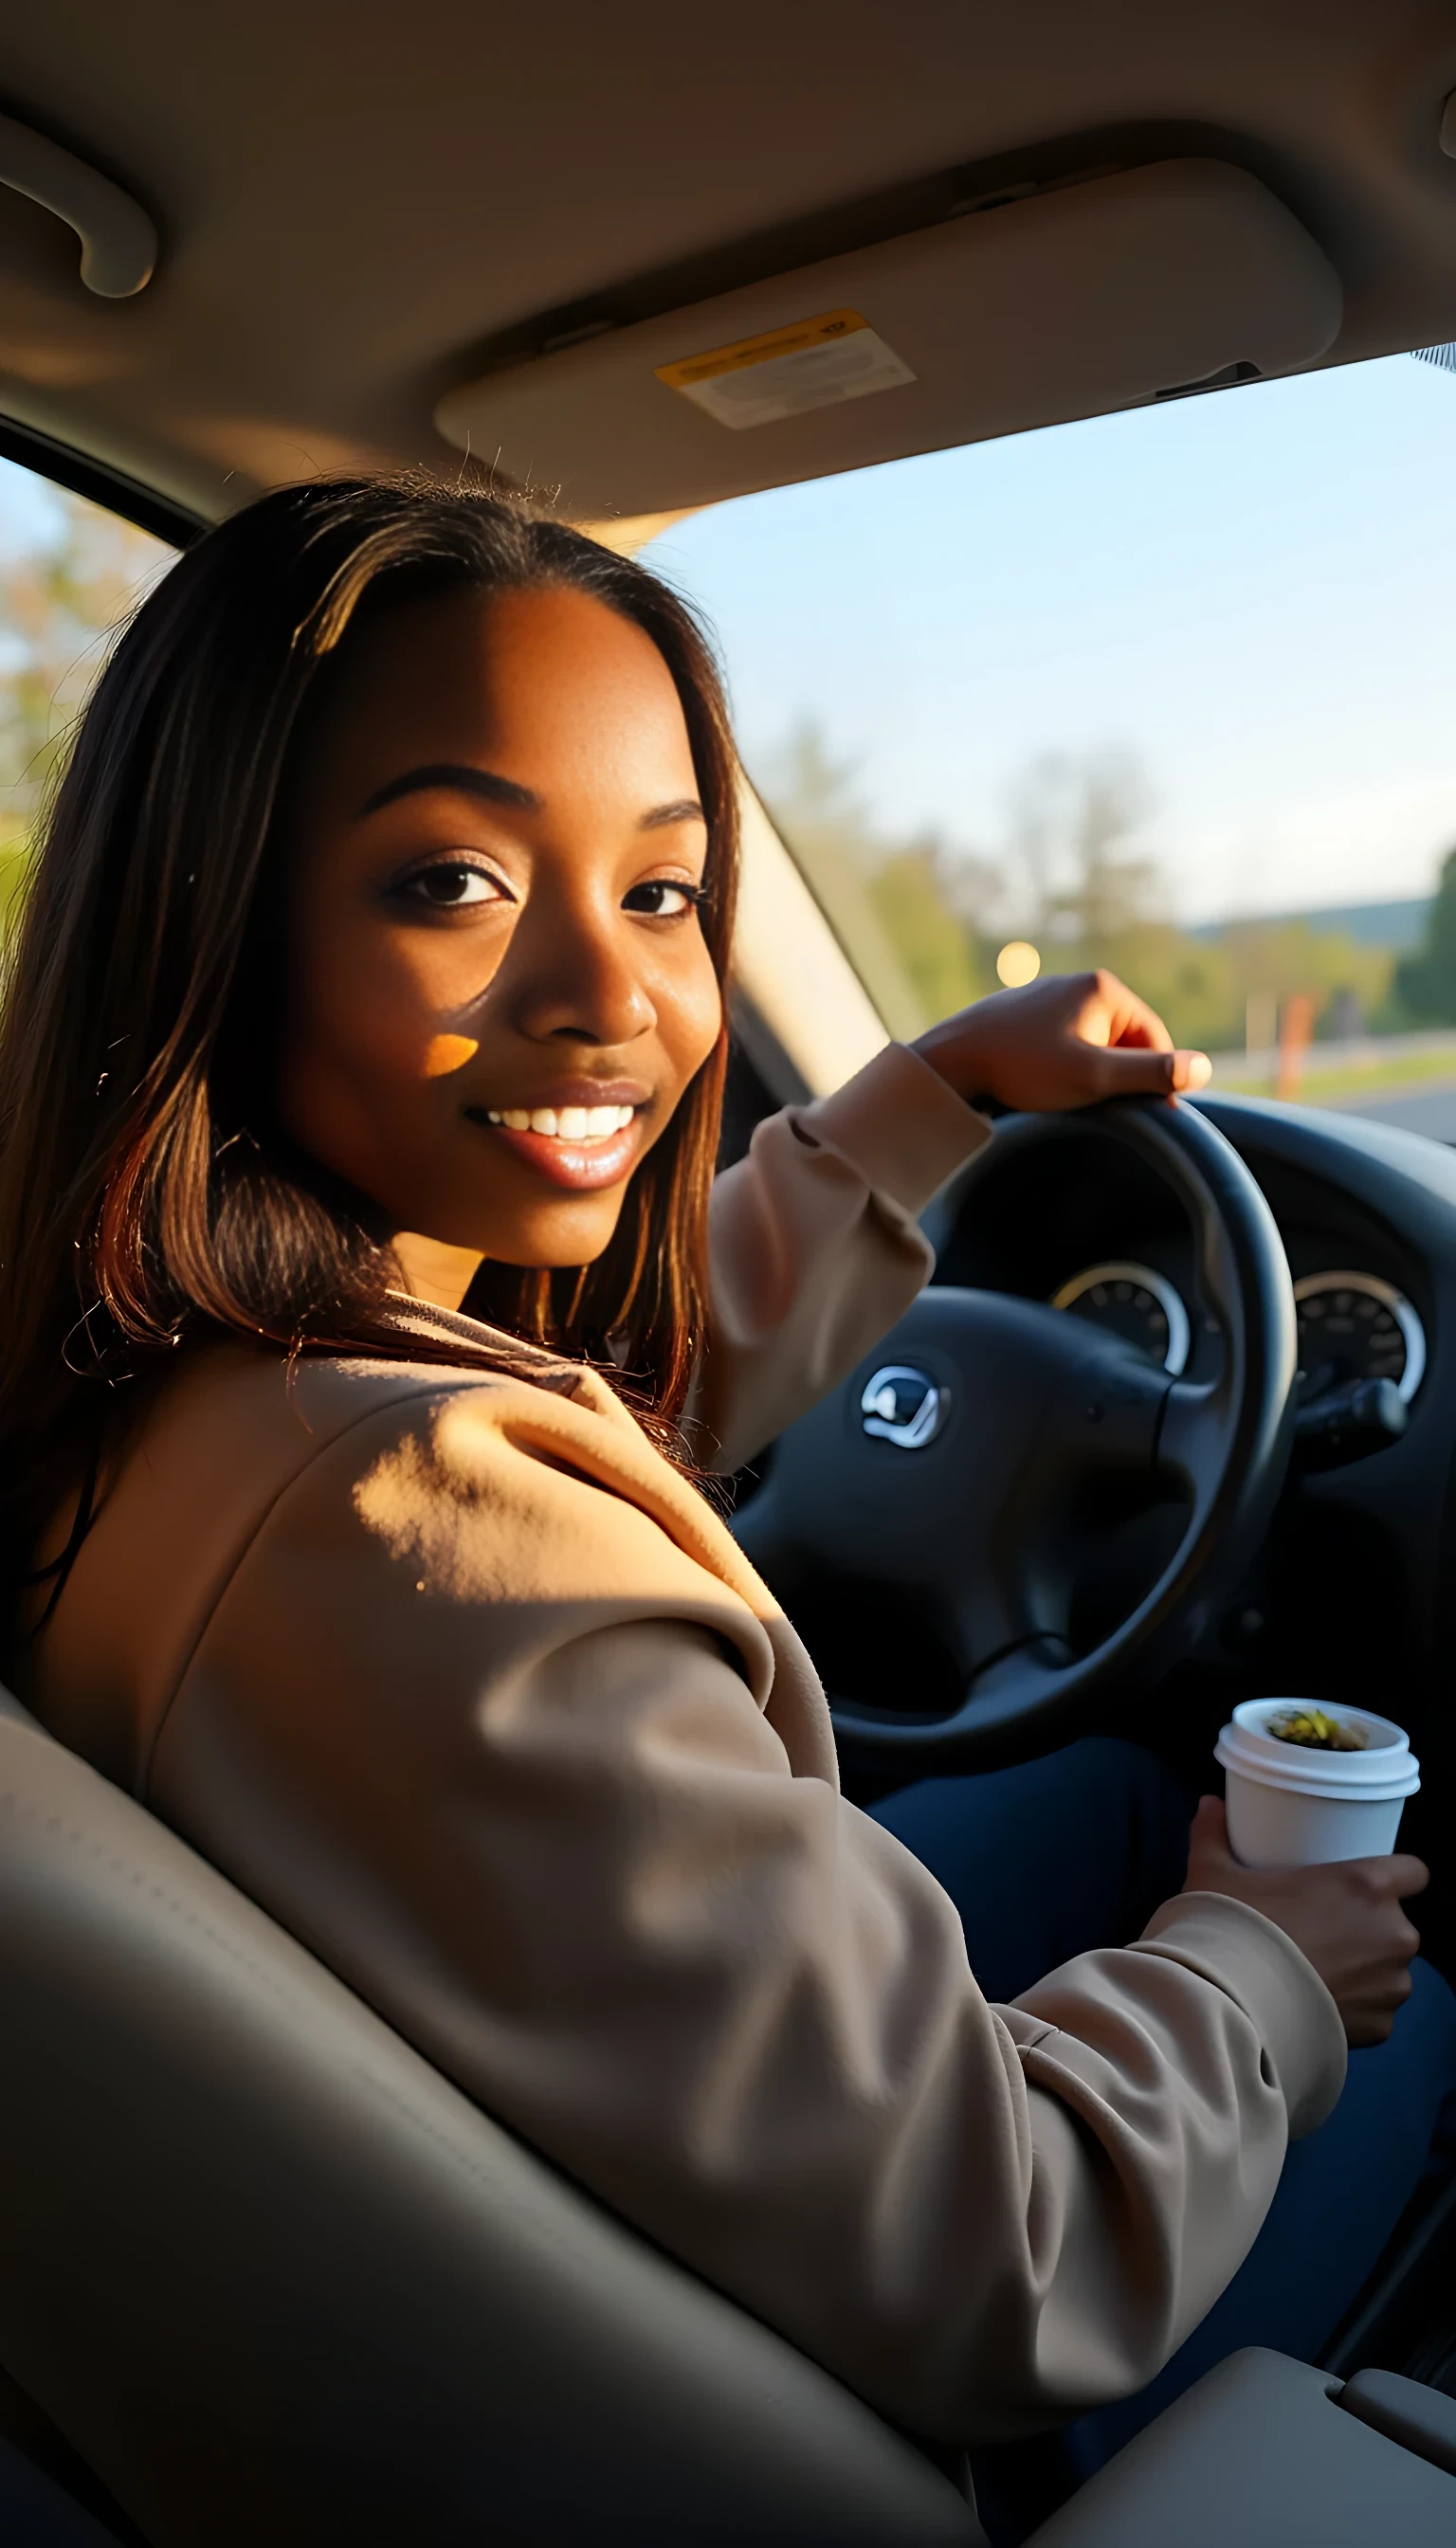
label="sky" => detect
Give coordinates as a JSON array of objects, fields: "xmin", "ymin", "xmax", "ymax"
[
  {"xmin": 644, "ymin": 352, "xmax": 1456, "ymax": 926},
  {"xmin": 0, "ymin": 458, "xmax": 62, "ymax": 556}
]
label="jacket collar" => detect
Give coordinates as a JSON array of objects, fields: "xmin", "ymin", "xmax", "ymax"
[{"xmin": 370, "ymin": 1289, "xmax": 589, "ymax": 1398}]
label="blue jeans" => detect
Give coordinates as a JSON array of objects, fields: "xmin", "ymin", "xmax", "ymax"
[{"xmin": 870, "ymin": 1738, "xmax": 1456, "ymax": 2471}]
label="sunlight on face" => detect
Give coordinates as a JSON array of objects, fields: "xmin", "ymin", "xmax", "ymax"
[{"xmin": 276, "ymin": 584, "xmax": 723, "ymax": 1306}]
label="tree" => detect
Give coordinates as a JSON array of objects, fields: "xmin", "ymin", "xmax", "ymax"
[
  {"xmin": 0, "ymin": 487, "xmax": 170, "ymax": 931},
  {"xmin": 1392, "ymin": 846, "xmax": 1456, "ymax": 1024},
  {"xmin": 1001, "ymin": 749, "xmax": 1163, "ymax": 952},
  {"xmin": 866, "ymin": 842, "xmax": 987, "ymax": 1021}
]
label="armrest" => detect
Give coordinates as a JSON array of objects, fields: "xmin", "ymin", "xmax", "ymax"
[
  {"xmin": 1338, "ymin": 2368, "xmax": 1456, "ymax": 2479},
  {"xmin": 1025, "ymin": 2349, "xmax": 1456, "ymax": 2548}
]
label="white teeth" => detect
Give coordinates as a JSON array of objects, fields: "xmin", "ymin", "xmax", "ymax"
[{"xmin": 486, "ymin": 1103, "xmax": 636, "ymax": 1139}]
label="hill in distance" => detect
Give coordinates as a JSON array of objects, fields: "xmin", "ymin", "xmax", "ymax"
[{"xmin": 1189, "ymin": 897, "xmax": 1430, "ymax": 951}]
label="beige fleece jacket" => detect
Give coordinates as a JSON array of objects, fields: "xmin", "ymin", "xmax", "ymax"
[{"xmin": 23, "ymin": 1043, "xmax": 1346, "ymax": 2443}]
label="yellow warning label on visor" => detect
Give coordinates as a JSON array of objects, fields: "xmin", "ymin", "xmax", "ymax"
[{"xmin": 656, "ymin": 308, "xmax": 916, "ymax": 431}]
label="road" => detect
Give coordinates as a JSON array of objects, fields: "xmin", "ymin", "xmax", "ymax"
[{"xmin": 1325, "ymin": 1082, "xmax": 1456, "ymax": 1143}]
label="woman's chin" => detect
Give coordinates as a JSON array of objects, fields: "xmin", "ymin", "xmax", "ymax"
[{"xmin": 463, "ymin": 1191, "xmax": 628, "ymax": 1272}]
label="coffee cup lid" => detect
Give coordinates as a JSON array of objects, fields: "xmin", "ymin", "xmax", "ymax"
[{"xmin": 1215, "ymin": 1699, "xmax": 1420, "ymax": 1804}]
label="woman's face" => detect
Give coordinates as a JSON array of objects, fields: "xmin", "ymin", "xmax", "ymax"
[{"xmin": 277, "ymin": 583, "xmax": 722, "ymax": 1303}]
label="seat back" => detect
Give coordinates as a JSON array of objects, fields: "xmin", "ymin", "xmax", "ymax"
[{"xmin": 0, "ymin": 1693, "xmax": 978, "ymax": 2547}]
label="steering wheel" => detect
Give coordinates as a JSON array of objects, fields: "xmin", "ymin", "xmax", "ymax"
[{"xmin": 733, "ymin": 1097, "xmax": 1297, "ymax": 1768}]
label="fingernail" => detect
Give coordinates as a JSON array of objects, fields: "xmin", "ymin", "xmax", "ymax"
[{"xmin": 1175, "ymin": 1052, "xmax": 1212, "ymax": 1091}]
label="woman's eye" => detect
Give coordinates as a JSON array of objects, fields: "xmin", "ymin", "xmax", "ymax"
[
  {"xmin": 624, "ymin": 878, "xmax": 704, "ymax": 919},
  {"xmin": 401, "ymin": 863, "xmax": 505, "ymax": 910}
]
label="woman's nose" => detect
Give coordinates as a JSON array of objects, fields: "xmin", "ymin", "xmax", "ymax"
[{"xmin": 501, "ymin": 896, "xmax": 656, "ymax": 1048}]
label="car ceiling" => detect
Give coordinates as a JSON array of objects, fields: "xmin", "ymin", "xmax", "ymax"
[{"xmin": 3, "ymin": 0, "xmax": 1456, "ymax": 530}]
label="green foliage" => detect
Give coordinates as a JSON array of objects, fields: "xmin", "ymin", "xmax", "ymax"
[
  {"xmin": 1392, "ymin": 847, "xmax": 1456, "ymax": 1025},
  {"xmin": 865, "ymin": 847, "xmax": 992, "ymax": 1022},
  {"xmin": 0, "ymin": 490, "xmax": 169, "ymax": 938},
  {"xmin": 0, "ymin": 823, "xmax": 31, "ymax": 945},
  {"xmin": 1075, "ymin": 921, "xmax": 1238, "ymax": 1054},
  {"xmin": 1107, "ymin": 918, "xmax": 1393, "ymax": 1053}
]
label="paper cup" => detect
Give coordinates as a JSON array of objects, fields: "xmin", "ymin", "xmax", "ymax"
[{"xmin": 1214, "ymin": 1699, "xmax": 1420, "ymax": 1868}]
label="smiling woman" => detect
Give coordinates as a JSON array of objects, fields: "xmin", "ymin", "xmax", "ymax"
[
  {"xmin": 0, "ymin": 482, "xmax": 743, "ymax": 1543},
  {"xmin": 1, "ymin": 469, "xmax": 1436, "ymax": 2488},
  {"xmin": 276, "ymin": 583, "xmax": 724, "ymax": 1310}
]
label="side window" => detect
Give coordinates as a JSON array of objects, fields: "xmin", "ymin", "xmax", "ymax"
[{"xmin": 0, "ymin": 454, "xmax": 173, "ymax": 936}]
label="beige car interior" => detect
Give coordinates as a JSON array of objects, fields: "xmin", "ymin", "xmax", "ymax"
[{"xmin": 4, "ymin": 5, "xmax": 1456, "ymax": 2539}]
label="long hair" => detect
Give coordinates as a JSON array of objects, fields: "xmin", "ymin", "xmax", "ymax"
[{"xmin": 0, "ymin": 479, "xmax": 739, "ymax": 1572}]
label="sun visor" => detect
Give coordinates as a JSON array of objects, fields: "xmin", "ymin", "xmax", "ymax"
[{"xmin": 435, "ymin": 160, "xmax": 1341, "ymax": 519}]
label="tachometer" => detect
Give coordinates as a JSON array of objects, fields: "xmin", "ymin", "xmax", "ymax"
[
  {"xmin": 1049, "ymin": 1262, "xmax": 1191, "ymax": 1374},
  {"xmin": 1292, "ymin": 1271, "xmax": 1425, "ymax": 1406}
]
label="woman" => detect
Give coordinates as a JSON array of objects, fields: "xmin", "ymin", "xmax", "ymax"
[{"xmin": 0, "ymin": 480, "xmax": 1448, "ymax": 2472}]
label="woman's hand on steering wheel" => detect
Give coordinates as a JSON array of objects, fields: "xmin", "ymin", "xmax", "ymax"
[{"xmin": 913, "ymin": 969, "xmax": 1213, "ymax": 1115}]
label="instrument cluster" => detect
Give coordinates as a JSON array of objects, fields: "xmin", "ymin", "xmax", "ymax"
[{"xmin": 1050, "ymin": 1261, "xmax": 1426, "ymax": 1411}]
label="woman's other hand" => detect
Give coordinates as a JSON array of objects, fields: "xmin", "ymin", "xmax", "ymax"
[
  {"xmin": 1183, "ymin": 1795, "xmax": 1428, "ymax": 2048},
  {"xmin": 913, "ymin": 970, "xmax": 1212, "ymax": 1114}
]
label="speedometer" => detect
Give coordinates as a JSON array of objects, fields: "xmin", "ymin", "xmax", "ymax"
[
  {"xmin": 1293, "ymin": 1271, "xmax": 1425, "ymax": 1406},
  {"xmin": 1049, "ymin": 1262, "xmax": 1191, "ymax": 1374}
]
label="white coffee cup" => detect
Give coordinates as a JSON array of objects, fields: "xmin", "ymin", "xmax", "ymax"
[{"xmin": 1214, "ymin": 1699, "xmax": 1421, "ymax": 1868}]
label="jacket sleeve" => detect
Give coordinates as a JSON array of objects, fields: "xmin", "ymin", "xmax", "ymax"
[
  {"xmin": 696, "ymin": 1042, "xmax": 993, "ymax": 1472},
  {"xmin": 148, "ymin": 1380, "xmax": 1346, "ymax": 2444}
]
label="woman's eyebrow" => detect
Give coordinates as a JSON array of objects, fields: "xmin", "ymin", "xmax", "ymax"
[
  {"xmin": 359, "ymin": 763, "xmax": 541, "ymax": 817},
  {"xmin": 640, "ymin": 797, "xmax": 705, "ymax": 830}
]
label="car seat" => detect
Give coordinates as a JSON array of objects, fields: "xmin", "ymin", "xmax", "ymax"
[
  {"xmin": 0, "ymin": 1688, "xmax": 981, "ymax": 2547},
  {"xmin": 5, "ymin": 1685, "xmax": 1456, "ymax": 2548}
]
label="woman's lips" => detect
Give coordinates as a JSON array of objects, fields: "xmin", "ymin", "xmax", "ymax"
[{"xmin": 464, "ymin": 1101, "xmax": 646, "ymax": 1192}]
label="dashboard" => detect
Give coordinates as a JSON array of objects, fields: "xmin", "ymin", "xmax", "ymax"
[{"xmin": 919, "ymin": 1092, "xmax": 1456, "ymax": 1876}]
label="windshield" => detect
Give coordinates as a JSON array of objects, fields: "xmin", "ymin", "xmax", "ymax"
[{"xmin": 646, "ymin": 350, "xmax": 1456, "ymax": 1135}]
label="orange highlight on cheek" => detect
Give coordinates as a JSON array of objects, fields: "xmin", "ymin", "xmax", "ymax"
[{"xmin": 423, "ymin": 1033, "xmax": 480, "ymax": 1078}]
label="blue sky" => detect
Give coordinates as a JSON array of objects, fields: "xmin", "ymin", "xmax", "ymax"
[
  {"xmin": 645, "ymin": 353, "xmax": 1456, "ymax": 924},
  {"xmin": 0, "ymin": 459, "xmax": 62, "ymax": 555}
]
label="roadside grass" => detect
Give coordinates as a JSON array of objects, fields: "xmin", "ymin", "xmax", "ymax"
[{"xmin": 1216, "ymin": 1044, "xmax": 1456, "ymax": 1103}]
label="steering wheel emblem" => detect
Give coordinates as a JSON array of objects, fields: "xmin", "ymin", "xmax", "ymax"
[{"xmin": 860, "ymin": 1364, "xmax": 949, "ymax": 1450}]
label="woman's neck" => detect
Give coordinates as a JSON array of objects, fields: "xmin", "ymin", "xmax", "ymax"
[{"xmin": 391, "ymin": 1231, "xmax": 485, "ymax": 1313}]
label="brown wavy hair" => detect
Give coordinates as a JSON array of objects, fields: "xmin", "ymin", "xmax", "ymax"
[{"xmin": 0, "ymin": 479, "xmax": 739, "ymax": 1576}]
